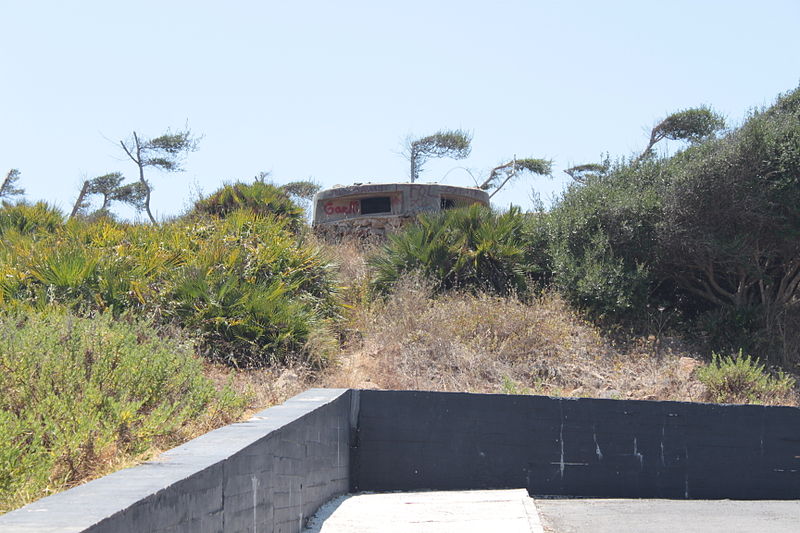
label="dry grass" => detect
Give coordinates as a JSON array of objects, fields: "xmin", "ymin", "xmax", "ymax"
[
  {"xmin": 217, "ymin": 238, "xmax": 800, "ymax": 416},
  {"xmin": 323, "ymin": 280, "xmax": 703, "ymax": 400},
  {"xmin": 203, "ymin": 361, "xmax": 319, "ymax": 419},
  {"xmin": 320, "ymin": 275, "xmax": 798, "ymax": 406}
]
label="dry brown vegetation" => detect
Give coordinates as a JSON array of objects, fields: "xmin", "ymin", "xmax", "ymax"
[
  {"xmin": 226, "ymin": 240, "xmax": 799, "ymax": 410},
  {"xmin": 322, "ymin": 277, "xmax": 708, "ymax": 402}
]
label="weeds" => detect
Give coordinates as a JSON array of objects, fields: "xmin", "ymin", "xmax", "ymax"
[
  {"xmin": 324, "ymin": 275, "xmax": 716, "ymax": 402},
  {"xmin": 697, "ymin": 351, "xmax": 796, "ymax": 405},
  {"xmin": 0, "ymin": 307, "xmax": 245, "ymax": 513}
]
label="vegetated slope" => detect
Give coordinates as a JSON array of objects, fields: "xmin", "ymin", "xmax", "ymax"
[
  {"xmin": 0, "ymin": 205, "xmax": 340, "ymax": 367},
  {"xmin": 0, "ymin": 198, "xmax": 341, "ymax": 513},
  {"xmin": 0, "ymin": 309, "xmax": 245, "ymax": 513},
  {"xmin": 4, "ymin": 86, "xmax": 800, "ymax": 512},
  {"xmin": 320, "ymin": 241, "xmax": 798, "ymax": 406}
]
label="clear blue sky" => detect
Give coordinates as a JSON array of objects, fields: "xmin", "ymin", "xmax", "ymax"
[{"xmin": 2, "ymin": 1, "xmax": 799, "ymax": 220}]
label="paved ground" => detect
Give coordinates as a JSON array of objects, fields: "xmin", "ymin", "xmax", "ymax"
[
  {"xmin": 534, "ymin": 498, "xmax": 800, "ymax": 533},
  {"xmin": 305, "ymin": 489, "xmax": 543, "ymax": 532},
  {"xmin": 306, "ymin": 492, "xmax": 800, "ymax": 532}
]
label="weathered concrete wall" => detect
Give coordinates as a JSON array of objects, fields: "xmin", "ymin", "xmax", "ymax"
[
  {"xmin": 312, "ymin": 183, "xmax": 489, "ymax": 239},
  {"xmin": 312, "ymin": 214, "xmax": 414, "ymax": 240},
  {"xmin": 351, "ymin": 390, "xmax": 800, "ymax": 499},
  {"xmin": 0, "ymin": 389, "xmax": 352, "ymax": 533}
]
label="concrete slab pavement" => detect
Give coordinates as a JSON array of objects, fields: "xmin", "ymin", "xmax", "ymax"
[
  {"xmin": 305, "ymin": 489, "xmax": 544, "ymax": 532},
  {"xmin": 534, "ymin": 498, "xmax": 800, "ymax": 533}
]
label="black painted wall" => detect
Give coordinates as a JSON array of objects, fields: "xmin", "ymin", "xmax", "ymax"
[
  {"xmin": 4, "ymin": 388, "xmax": 800, "ymax": 533},
  {"xmin": 351, "ymin": 390, "xmax": 800, "ymax": 499}
]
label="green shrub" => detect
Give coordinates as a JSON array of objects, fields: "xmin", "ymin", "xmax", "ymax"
[
  {"xmin": 0, "ymin": 201, "xmax": 64, "ymax": 236},
  {"xmin": 657, "ymin": 87, "xmax": 800, "ymax": 365},
  {"xmin": 193, "ymin": 181, "xmax": 304, "ymax": 230},
  {"xmin": 0, "ymin": 211, "xmax": 341, "ymax": 367},
  {"xmin": 159, "ymin": 211, "xmax": 339, "ymax": 366},
  {"xmin": 370, "ymin": 205, "xmax": 529, "ymax": 297},
  {"xmin": 520, "ymin": 211, "xmax": 553, "ymax": 288},
  {"xmin": 545, "ymin": 161, "xmax": 662, "ymax": 321},
  {"xmin": 697, "ymin": 350, "xmax": 796, "ymax": 405},
  {"xmin": 0, "ymin": 307, "xmax": 245, "ymax": 512}
]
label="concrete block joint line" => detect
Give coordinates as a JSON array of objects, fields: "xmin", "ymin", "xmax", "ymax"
[{"xmin": 1, "ymin": 389, "xmax": 799, "ymax": 532}]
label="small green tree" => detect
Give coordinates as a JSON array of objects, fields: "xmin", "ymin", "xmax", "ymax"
[
  {"xmin": 0, "ymin": 169, "xmax": 24, "ymax": 201},
  {"xmin": 479, "ymin": 157, "xmax": 552, "ymax": 198},
  {"xmin": 635, "ymin": 106, "xmax": 725, "ymax": 163},
  {"xmin": 280, "ymin": 180, "xmax": 321, "ymax": 218},
  {"xmin": 69, "ymin": 173, "xmax": 149, "ymax": 219},
  {"xmin": 87, "ymin": 172, "xmax": 126, "ymax": 212},
  {"xmin": 564, "ymin": 161, "xmax": 610, "ymax": 184},
  {"xmin": 405, "ymin": 129, "xmax": 472, "ymax": 182},
  {"xmin": 280, "ymin": 180, "xmax": 321, "ymax": 201},
  {"xmin": 119, "ymin": 128, "xmax": 199, "ymax": 223}
]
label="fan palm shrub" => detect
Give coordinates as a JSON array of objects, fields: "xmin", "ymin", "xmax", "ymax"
[
  {"xmin": 0, "ymin": 202, "xmax": 64, "ymax": 236},
  {"xmin": 0, "ymin": 209, "xmax": 340, "ymax": 367},
  {"xmin": 193, "ymin": 181, "xmax": 304, "ymax": 231},
  {"xmin": 371, "ymin": 205, "xmax": 529, "ymax": 296}
]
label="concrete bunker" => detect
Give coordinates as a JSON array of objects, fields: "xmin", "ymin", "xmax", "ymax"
[{"xmin": 312, "ymin": 183, "xmax": 490, "ymax": 239}]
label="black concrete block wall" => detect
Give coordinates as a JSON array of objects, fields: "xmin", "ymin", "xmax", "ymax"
[
  {"xmin": 351, "ymin": 390, "xmax": 800, "ymax": 499},
  {"xmin": 0, "ymin": 388, "xmax": 352, "ymax": 533},
  {"xmin": 4, "ymin": 387, "xmax": 800, "ymax": 533}
]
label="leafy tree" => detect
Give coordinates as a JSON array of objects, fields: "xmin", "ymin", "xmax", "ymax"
[
  {"xmin": 87, "ymin": 172, "xmax": 126, "ymax": 211},
  {"xmin": 635, "ymin": 106, "xmax": 725, "ymax": 163},
  {"xmin": 0, "ymin": 169, "xmax": 24, "ymax": 201},
  {"xmin": 564, "ymin": 161, "xmax": 610, "ymax": 184},
  {"xmin": 657, "ymin": 89, "xmax": 800, "ymax": 363},
  {"xmin": 119, "ymin": 128, "xmax": 199, "ymax": 223},
  {"xmin": 69, "ymin": 173, "xmax": 149, "ymax": 219},
  {"xmin": 405, "ymin": 129, "xmax": 472, "ymax": 182},
  {"xmin": 479, "ymin": 158, "xmax": 552, "ymax": 198},
  {"xmin": 113, "ymin": 181, "xmax": 149, "ymax": 212},
  {"xmin": 280, "ymin": 180, "xmax": 321, "ymax": 201}
]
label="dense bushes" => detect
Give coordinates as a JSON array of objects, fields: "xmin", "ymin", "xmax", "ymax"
[
  {"xmin": 0, "ymin": 308, "xmax": 245, "ymax": 512},
  {"xmin": 544, "ymin": 159, "xmax": 665, "ymax": 321},
  {"xmin": 657, "ymin": 89, "xmax": 800, "ymax": 364},
  {"xmin": 0, "ymin": 208, "xmax": 340, "ymax": 367},
  {"xmin": 0, "ymin": 201, "xmax": 64, "ymax": 235},
  {"xmin": 535, "ymin": 87, "xmax": 800, "ymax": 366}
]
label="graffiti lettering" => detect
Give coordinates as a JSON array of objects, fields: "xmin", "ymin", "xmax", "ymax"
[{"xmin": 324, "ymin": 200, "xmax": 360, "ymax": 216}]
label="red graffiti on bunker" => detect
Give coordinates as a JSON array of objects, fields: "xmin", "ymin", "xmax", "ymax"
[{"xmin": 324, "ymin": 200, "xmax": 360, "ymax": 215}]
